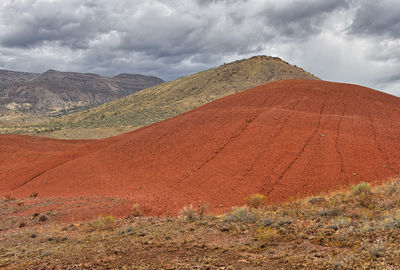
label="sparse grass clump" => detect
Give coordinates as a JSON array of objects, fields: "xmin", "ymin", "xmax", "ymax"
[
  {"xmin": 132, "ymin": 204, "xmax": 142, "ymax": 217},
  {"xmin": 180, "ymin": 204, "xmax": 198, "ymax": 221},
  {"xmin": 179, "ymin": 203, "xmax": 209, "ymax": 221},
  {"xmin": 91, "ymin": 214, "xmax": 116, "ymax": 231},
  {"xmin": 4, "ymin": 194, "xmax": 15, "ymax": 202},
  {"xmin": 318, "ymin": 208, "xmax": 340, "ymax": 217},
  {"xmin": 244, "ymin": 194, "xmax": 267, "ymax": 209},
  {"xmin": 198, "ymin": 203, "xmax": 209, "ymax": 217},
  {"xmin": 224, "ymin": 206, "xmax": 257, "ymax": 223},
  {"xmin": 257, "ymin": 226, "xmax": 280, "ymax": 243},
  {"xmin": 332, "ymin": 217, "xmax": 352, "ymax": 229},
  {"xmin": 351, "ymin": 182, "xmax": 373, "ymax": 207},
  {"xmin": 351, "ymin": 182, "xmax": 371, "ymax": 196},
  {"xmin": 385, "ymin": 179, "xmax": 400, "ymax": 196},
  {"xmin": 381, "ymin": 212, "xmax": 400, "ymax": 229},
  {"xmin": 2, "ymin": 178, "xmax": 400, "ymax": 269}
]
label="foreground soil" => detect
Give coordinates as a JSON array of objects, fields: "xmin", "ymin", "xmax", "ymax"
[
  {"xmin": 1, "ymin": 180, "xmax": 400, "ymax": 269},
  {"xmin": 1, "ymin": 80, "xmax": 400, "ymax": 218}
]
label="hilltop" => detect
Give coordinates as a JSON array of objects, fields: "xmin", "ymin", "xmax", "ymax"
[{"xmin": 1, "ymin": 56, "xmax": 319, "ymax": 138}]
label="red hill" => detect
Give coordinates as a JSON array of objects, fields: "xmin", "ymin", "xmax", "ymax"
[{"xmin": 1, "ymin": 80, "xmax": 400, "ymax": 216}]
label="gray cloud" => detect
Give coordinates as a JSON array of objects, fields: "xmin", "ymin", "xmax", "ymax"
[
  {"xmin": 0, "ymin": 0, "xmax": 105, "ymax": 49},
  {"xmin": 0, "ymin": 0, "xmax": 399, "ymax": 96},
  {"xmin": 261, "ymin": 0, "xmax": 350, "ymax": 39},
  {"xmin": 350, "ymin": 0, "xmax": 400, "ymax": 38}
]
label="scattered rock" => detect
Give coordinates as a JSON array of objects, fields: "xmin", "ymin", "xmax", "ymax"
[
  {"xmin": 309, "ymin": 197, "xmax": 325, "ymax": 204},
  {"xmin": 38, "ymin": 215, "xmax": 48, "ymax": 222}
]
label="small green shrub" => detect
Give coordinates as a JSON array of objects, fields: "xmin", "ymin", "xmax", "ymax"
[
  {"xmin": 351, "ymin": 182, "xmax": 371, "ymax": 196},
  {"xmin": 351, "ymin": 182, "xmax": 373, "ymax": 207}
]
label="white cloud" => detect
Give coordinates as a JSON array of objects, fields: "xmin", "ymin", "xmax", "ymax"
[{"xmin": 0, "ymin": 0, "xmax": 399, "ymax": 95}]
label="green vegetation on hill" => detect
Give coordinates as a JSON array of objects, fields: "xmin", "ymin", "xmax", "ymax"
[{"xmin": 0, "ymin": 56, "xmax": 319, "ymax": 138}]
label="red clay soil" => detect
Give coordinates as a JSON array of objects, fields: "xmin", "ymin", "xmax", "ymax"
[{"xmin": 1, "ymin": 80, "xmax": 400, "ymax": 218}]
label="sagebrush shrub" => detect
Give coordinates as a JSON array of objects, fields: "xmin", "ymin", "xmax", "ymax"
[
  {"xmin": 92, "ymin": 214, "xmax": 116, "ymax": 231},
  {"xmin": 351, "ymin": 182, "xmax": 373, "ymax": 207},
  {"xmin": 244, "ymin": 194, "xmax": 267, "ymax": 208},
  {"xmin": 257, "ymin": 226, "xmax": 280, "ymax": 242},
  {"xmin": 351, "ymin": 182, "xmax": 371, "ymax": 196},
  {"xmin": 224, "ymin": 206, "xmax": 257, "ymax": 223}
]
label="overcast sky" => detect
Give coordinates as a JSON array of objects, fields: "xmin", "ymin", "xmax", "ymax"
[{"xmin": 0, "ymin": 0, "xmax": 399, "ymax": 96}]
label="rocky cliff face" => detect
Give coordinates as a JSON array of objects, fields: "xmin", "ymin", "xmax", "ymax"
[{"xmin": 0, "ymin": 69, "xmax": 164, "ymax": 116}]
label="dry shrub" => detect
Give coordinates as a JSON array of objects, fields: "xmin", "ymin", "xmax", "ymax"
[
  {"xmin": 198, "ymin": 203, "xmax": 209, "ymax": 217},
  {"xmin": 351, "ymin": 182, "xmax": 373, "ymax": 207},
  {"xmin": 92, "ymin": 214, "xmax": 116, "ymax": 231},
  {"xmin": 385, "ymin": 179, "xmax": 400, "ymax": 197},
  {"xmin": 257, "ymin": 226, "xmax": 280, "ymax": 242},
  {"xmin": 180, "ymin": 204, "xmax": 197, "ymax": 221},
  {"xmin": 132, "ymin": 204, "xmax": 142, "ymax": 217},
  {"xmin": 179, "ymin": 203, "xmax": 209, "ymax": 221},
  {"xmin": 30, "ymin": 192, "xmax": 39, "ymax": 198},
  {"xmin": 244, "ymin": 194, "xmax": 267, "ymax": 209},
  {"xmin": 224, "ymin": 206, "xmax": 257, "ymax": 223}
]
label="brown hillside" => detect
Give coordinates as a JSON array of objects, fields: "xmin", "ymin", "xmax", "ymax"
[
  {"xmin": 1, "ymin": 80, "xmax": 399, "ymax": 217},
  {"xmin": 0, "ymin": 69, "xmax": 163, "ymax": 123},
  {"xmin": 2, "ymin": 56, "xmax": 319, "ymax": 139}
]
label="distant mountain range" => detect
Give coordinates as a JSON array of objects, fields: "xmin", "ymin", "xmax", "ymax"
[{"xmin": 0, "ymin": 69, "xmax": 164, "ymax": 119}]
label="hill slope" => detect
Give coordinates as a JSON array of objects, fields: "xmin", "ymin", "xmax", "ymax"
[
  {"xmin": 0, "ymin": 70, "xmax": 44, "ymax": 125},
  {"xmin": 7, "ymin": 56, "xmax": 319, "ymax": 139},
  {"xmin": 0, "ymin": 69, "xmax": 163, "ymax": 123},
  {"xmin": 1, "ymin": 80, "xmax": 399, "ymax": 216},
  {"xmin": 0, "ymin": 69, "xmax": 38, "ymax": 89}
]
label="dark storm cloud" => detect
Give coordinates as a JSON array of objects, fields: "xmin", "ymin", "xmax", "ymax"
[
  {"xmin": 0, "ymin": 0, "xmax": 399, "ymax": 95},
  {"xmin": 0, "ymin": 0, "xmax": 107, "ymax": 49},
  {"xmin": 261, "ymin": 0, "xmax": 350, "ymax": 39},
  {"xmin": 350, "ymin": 0, "xmax": 400, "ymax": 38}
]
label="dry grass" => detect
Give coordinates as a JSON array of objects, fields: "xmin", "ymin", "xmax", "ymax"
[
  {"xmin": 244, "ymin": 193, "xmax": 268, "ymax": 208},
  {"xmin": 1, "ymin": 179, "xmax": 400, "ymax": 269}
]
